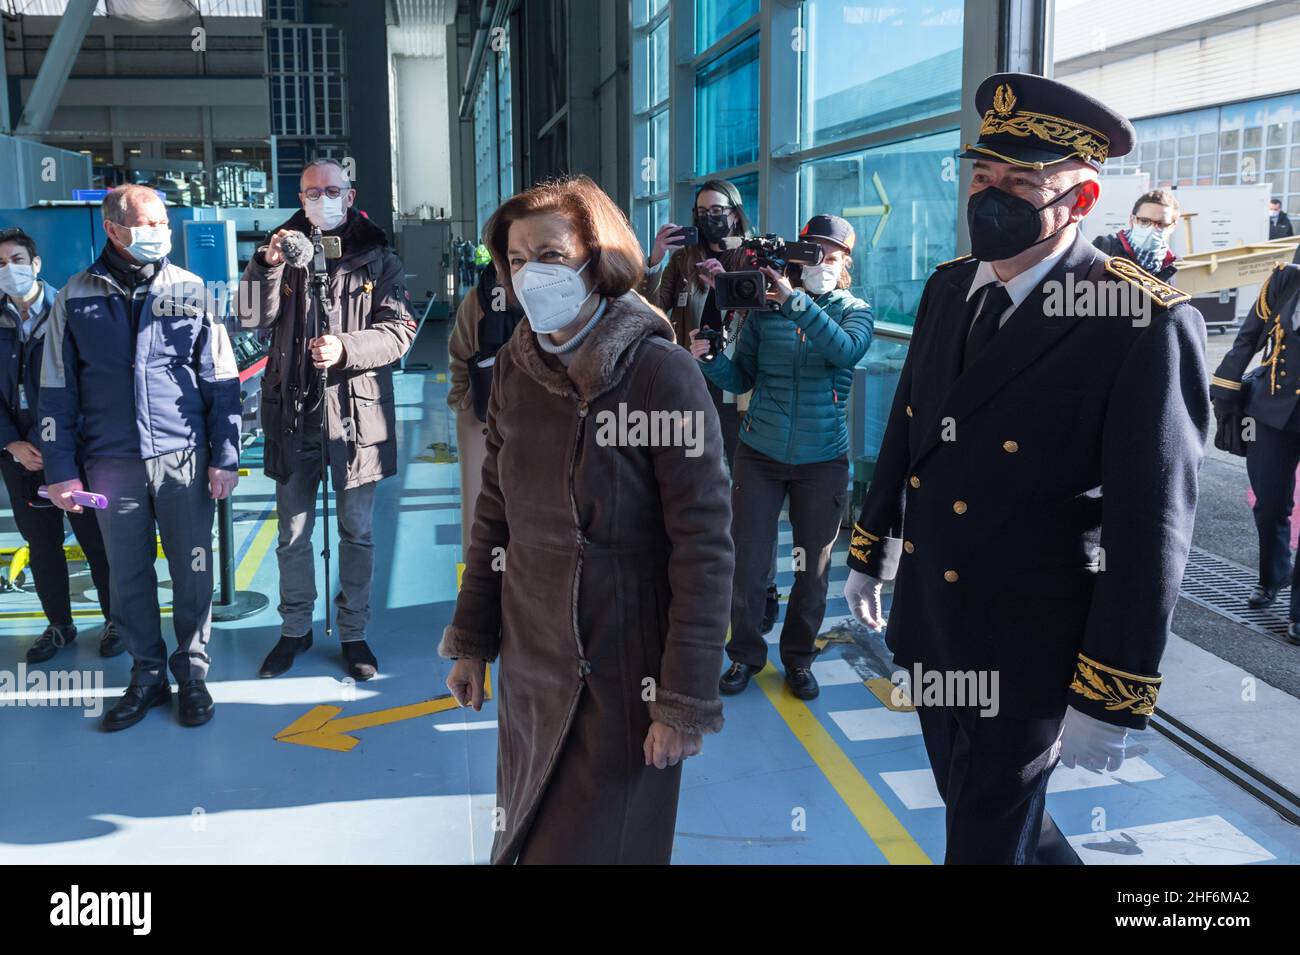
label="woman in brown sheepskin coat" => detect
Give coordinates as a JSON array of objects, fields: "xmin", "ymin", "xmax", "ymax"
[{"xmin": 439, "ymin": 176, "xmax": 734, "ymax": 864}]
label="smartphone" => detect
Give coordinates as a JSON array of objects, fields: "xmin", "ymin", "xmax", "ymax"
[{"xmin": 674, "ymin": 226, "xmax": 699, "ymax": 247}]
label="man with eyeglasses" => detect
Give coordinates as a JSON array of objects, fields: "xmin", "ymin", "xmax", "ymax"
[
  {"xmin": 1092, "ymin": 189, "xmax": 1180, "ymax": 282},
  {"xmin": 0, "ymin": 228, "xmax": 116, "ymax": 663},
  {"xmin": 238, "ymin": 158, "xmax": 416, "ymax": 682}
]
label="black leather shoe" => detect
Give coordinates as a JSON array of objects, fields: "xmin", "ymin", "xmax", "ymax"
[
  {"xmin": 719, "ymin": 661, "xmax": 762, "ymax": 695},
  {"xmin": 178, "ymin": 680, "xmax": 215, "ymax": 727},
  {"xmin": 1288, "ymin": 622, "xmax": 1300, "ymax": 646},
  {"xmin": 1248, "ymin": 584, "xmax": 1281, "ymax": 609},
  {"xmin": 102, "ymin": 682, "xmax": 171, "ymax": 732},
  {"xmin": 26, "ymin": 624, "xmax": 76, "ymax": 664},
  {"xmin": 342, "ymin": 640, "xmax": 378, "ymax": 681},
  {"xmin": 785, "ymin": 666, "xmax": 820, "ymax": 700},
  {"xmin": 259, "ymin": 631, "xmax": 313, "ymax": 678},
  {"xmin": 99, "ymin": 621, "xmax": 124, "ymax": 658},
  {"xmin": 761, "ymin": 587, "xmax": 780, "ymax": 634}
]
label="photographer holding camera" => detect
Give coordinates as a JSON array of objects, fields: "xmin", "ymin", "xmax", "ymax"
[
  {"xmin": 642, "ymin": 180, "xmax": 753, "ymax": 465},
  {"xmin": 689, "ymin": 215, "xmax": 874, "ymax": 700}
]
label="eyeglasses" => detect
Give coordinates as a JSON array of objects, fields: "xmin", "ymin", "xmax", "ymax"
[
  {"xmin": 1133, "ymin": 216, "xmax": 1174, "ymax": 229},
  {"xmin": 303, "ymin": 187, "xmax": 347, "ymax": 200},
  {"xmin": 694, "ymin": 205, "xmax": 733, "ymax": 217}
]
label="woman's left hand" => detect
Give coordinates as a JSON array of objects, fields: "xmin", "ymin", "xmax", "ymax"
[
  {"xmin": 643, "ymin": 720, "xmax": 703, "ymax": 769},
  {"xmin": 759, "ymin": 265, "xmax": 794, "ymax": 305}
]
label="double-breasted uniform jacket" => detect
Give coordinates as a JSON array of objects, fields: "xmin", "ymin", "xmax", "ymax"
[
  {"xmin": 847, "ymin": 233, "xmax": 1211, "ymax": 729},
  {"xmin": 1210, "ymin": 263, "xmax": 1300, "ymax": 431}
]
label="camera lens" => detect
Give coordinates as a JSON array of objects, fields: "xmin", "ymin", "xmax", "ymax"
[{"xmin": 737, "ymin": 278, "xmax": 757, "ymax": 298}]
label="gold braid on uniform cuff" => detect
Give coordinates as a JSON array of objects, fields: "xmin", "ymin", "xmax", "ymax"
[
  {"xmin": 1068, "ymin": 653, "xmax": 1161, "ymax": 726},
  {"xmin": 848, "ymin": 523, "xmax": 878, "ymax": 566}
]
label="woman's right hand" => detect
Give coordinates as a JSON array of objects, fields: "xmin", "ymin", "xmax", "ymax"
[
  {"xmin": 695, "ymin": 257, "xmax": 725, "ymax": 289},
  {"xmin": 687, "ymin": 328, "xmax": 711, "ymax": 359},
  {"xmin": 649, "ymin": 222, "xmax": 686, "ymax": 267},
  {"xmin": 447, "ymin": 657, "xmax": 487, "ymax": 711}
]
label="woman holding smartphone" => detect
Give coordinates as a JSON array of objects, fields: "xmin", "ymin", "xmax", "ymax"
[{"xmin": 642, "ymin": 179, "xmax": 753, "ymax": 468}]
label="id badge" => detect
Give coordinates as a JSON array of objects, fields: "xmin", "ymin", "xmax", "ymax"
[
  {"xmin": 18, "ymin": 388, "xmax": 27, "ymax": 411},
  {"xmin": 677, "ymin": 290, "xmax": 689, "ymax": 309}
]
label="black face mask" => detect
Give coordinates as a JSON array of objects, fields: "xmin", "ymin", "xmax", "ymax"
[
  {"xmin": 694, "ymin": 211, "xmax": 732, "ymax": 244},
  {"xmin": 966, "ymin": 183, "xmax": 1080, "ymax": 261}
]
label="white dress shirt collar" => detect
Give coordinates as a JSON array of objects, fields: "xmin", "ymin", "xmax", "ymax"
[{"xmin": 965, "ymin": 241, "xmax": 1072, "ymax": 309}]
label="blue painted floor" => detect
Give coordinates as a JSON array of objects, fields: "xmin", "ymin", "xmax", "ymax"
[{"xmin": 0, "ymin": 341, "xmax": 1296, "ymax": 864}]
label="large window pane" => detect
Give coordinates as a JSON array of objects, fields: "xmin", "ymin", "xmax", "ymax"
[
  {"xmin": 633, "ymin": 0, "xmax": 669, "ymax": 27},
  {"xmin": 695, "ymin": 34, "xmax": 759, "ymax": 173},
  {"xmin": 696, "ymin": 0, "xmax": 758, "ymax": 53},
  {"xmin": 800, "ymin": 0, "xmax": 963, "ymax": 148},
  {"xmin": 652, "ymin": 18, "xmax": 669, "ymax": 108},
  {"xmin": 474, "ymin": 72, "xmax": 498, "ymax": 239},
  {"xmin": 798, "ymin": 129, "xmax": 960, "ymax": 328},
  {"xmin": 725, "ymin": 171, "xmax": 760, "ymax": 231},
  {"xmin": 637, "ymin": 18, "xmax": 670, "ymax": 112},
  {"xmin": 496, "ymin": 41, "xmax": 514, "ymax": 201},
  {"xmin": 635, "ymin": 108, "xmax": 670, "ymax": 199}
]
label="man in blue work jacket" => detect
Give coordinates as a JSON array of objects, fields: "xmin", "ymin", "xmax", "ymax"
[{"xmin": 41, "ymin": 185, "xmax": 242, "ymax": 732}]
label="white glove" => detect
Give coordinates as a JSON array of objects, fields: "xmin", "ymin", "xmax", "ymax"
[
  {"xmin": 1056, "ymin": 705, "xmax": 1127, "ymax": 773},
  {"xmin": 844, "ymin": 570, "xmax": 885, "ymax": 630}
]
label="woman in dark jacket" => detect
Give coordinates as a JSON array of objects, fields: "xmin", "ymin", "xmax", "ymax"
[
  {"xmin": 691, "ymin": 215, "xmax": 874, "ymax": 701},
  {"xmin": 439, "ymin": 176, "xmax": 734, "ymax": 864},
  {"xmin": 641, "ymin": 178, "xmax": 754, "ymax": 466}
]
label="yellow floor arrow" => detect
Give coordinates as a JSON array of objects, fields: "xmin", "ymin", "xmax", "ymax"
[{"xmin": 275, "ymin": 668, "xmax": 493, "ymax": 752}]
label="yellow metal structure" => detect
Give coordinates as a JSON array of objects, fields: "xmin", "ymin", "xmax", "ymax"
[{"xmin": 1174, "ymin": 236, "xmax": 1300, "ymax": 296}]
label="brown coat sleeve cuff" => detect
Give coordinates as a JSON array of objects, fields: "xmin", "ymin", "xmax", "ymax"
[
  {"xmin": 437, "ymin": 623, "xmax": 500, "ymax": 662},
  {"xmin": 1067, "ymin": 653, "xmax": 1161, "ymax": 730},
  {"xmin": 649, "ymin": 687, "xmax": 724, "ymax": 736}
]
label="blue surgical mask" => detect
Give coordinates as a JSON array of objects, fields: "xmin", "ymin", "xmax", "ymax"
[
  {"xmin": 123, "ymin": 224, "xmax": 172, "ymax": 264},
  {"xmin": 1127, "ymin": 223, "xmax": 1167, "ymax": 255}
]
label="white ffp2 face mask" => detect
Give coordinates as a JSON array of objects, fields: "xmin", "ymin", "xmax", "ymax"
[
  {"xmin": 802, "ymin": 263, "xmax": 841, "ymax": 295},
  {"xmin": 0, "ymin": 263, "xmax": 37, "ymax": 298},
  {"xmin": 512, "ymin": 260, "xmax": 595, "ymax": 333},
  {"xmin": 305, "ymin": 195, "xmax": 347, "ymax": 231}
]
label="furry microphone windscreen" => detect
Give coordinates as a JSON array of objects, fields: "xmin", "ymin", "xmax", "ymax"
[{"xmin": 280, "ymin": 230, "xmax": 314, "ymax": 269}]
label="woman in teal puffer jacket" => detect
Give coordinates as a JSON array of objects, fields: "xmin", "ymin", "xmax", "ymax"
[{"xmin": 689, "ymin": 215, "xmax": 874, "ymax": 701}]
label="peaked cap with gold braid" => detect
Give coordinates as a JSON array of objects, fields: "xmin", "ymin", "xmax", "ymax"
[{"xmin": 959, "ymin": 72, "xmax": 1136, "ymax": 171}]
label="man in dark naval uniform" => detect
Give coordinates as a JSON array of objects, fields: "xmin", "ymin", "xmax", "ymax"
[
  {"xmin": 842, "ymin": 73, "xmax": 1211, "ymax": 864},
  {"xmin": 1211, "ymin": 263, "xmax": 1300, "ymax": 644}
]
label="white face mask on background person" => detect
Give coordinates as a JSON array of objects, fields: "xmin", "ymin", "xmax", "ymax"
[
  {"xmin": 305, "ymin": 194, "xmax": 347, "ymax": 231},
  {"xmin": 0, "ymin": 263, "xmax": 37, "ymax": 298},
  {"xmin": 802, "ymin": 262, "xmax": 841, "ymax": 295},
  {"xmin": 512, "ymin": 259, "xmax": 595, "ymax": 333},
  {"xmin": 123, "ymin": 224, "xmax": 172, "ymax": 264}
]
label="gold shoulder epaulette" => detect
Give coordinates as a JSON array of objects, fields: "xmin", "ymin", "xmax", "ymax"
[
  {"xmin": 1104, "ymin": 256, "xmax": 1190, "ymax": 309},
  {"xmin": 934, "ymin": 254, "xmax": 973, "ymax": 271}
]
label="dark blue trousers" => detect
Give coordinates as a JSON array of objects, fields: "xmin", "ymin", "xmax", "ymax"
[{"xmin": 1246, "ymin": 416, "xmax": 1300, "ymax": 615}]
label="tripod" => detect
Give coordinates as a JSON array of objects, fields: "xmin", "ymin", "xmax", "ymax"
[{"xmin": 307, "ymin": 227, "xmax": 334, "ymax": 641}]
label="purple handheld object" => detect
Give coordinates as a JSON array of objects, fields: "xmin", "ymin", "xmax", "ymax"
[{"xmin": 37, "ymin": 486, "xmax": 109, "ymax": 509}]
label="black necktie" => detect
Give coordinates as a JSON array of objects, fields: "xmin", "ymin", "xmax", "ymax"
[{"xmin": 962, "ymin": 283, "xmax": 1012, "ymax": 372}]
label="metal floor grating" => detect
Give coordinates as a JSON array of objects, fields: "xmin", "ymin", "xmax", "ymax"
[{"xmin": 1180, "ymin": 545, "xmax": 1292, "ymax": 640}]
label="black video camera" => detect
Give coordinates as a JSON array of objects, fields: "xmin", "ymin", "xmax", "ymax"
[{"xmin": 714, "ymin": 234, "xmax": 824, "ymax": 311}]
